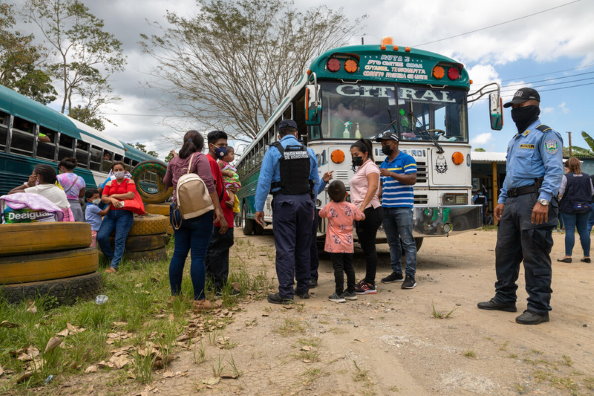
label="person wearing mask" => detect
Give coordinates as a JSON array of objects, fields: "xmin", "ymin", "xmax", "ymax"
[
  {"xmin": 97, "ymin": 162, "xmax": 138, "ymax": 273},
  {"xmin": 57, "ymin": 157, "xmax": 86, "ymax": 222},
  {"xmin": 347, "ymin": 139, "xmax": 382, "ymax": 294},
  {"xmin": 9, "ymin": 164, "xmax": 73, "ymax": 221},
  {"xmin": 255, "ymin": 119, "xmax": 320, "ymax": 304},
  {"xmin": 205, "ymin": 130, "xmax": 233, "ymax": 296},
  {"xmin": 478, "ymin": 87, "xmax": 563, "ymax": 325},
  {"xmin": 557, "ymin": 157, "xmax": 593, "ymax": 263},
  {"xmin": 84, "ymin": 189, "xmax": 109, "ymax": 247},
  {"xmin": 376, "ymin": 132, "xmax": 418, "ymax": 290},
  {"xmin": 164, "ymin": 130, "xmax": 226, "ymax": 310}
]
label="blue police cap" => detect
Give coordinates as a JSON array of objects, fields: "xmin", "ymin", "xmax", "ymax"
[
  {"xmin": 278, "ymin": 119, "xmax": 298, "ymax": 130},
  {"xmin": 375, "ymin": 130, "xmax": 399, "ymax": 142}
]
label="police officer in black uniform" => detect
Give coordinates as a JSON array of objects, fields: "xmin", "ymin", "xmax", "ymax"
[
  {"xmin": 478, "ymin": 88, "xmax": 563, "ymax": 325},
  {"xmin": 254, "ymin": 120, "xmax": 320, "ymax": 304}
]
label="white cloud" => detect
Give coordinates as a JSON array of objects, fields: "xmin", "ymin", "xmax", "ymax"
[
  {"xmin": 471, "ymin": 132, "xmax": 493, "ymax": 145},
  {"xmin": 558, "ymin": 102, "xmax": 570, "ymax": 114},
  {"xmin": 542, "ymin": 106, "xmax": 555, "ymax": 114}
]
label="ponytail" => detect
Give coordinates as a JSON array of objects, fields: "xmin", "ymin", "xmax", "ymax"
[
  {"xmin": 179, "ymin": 130, "xmax": 204, "ymax": 159},
  {"xmin": 350, "ymin": 139, "xmax": 374, "ymax": 162}
]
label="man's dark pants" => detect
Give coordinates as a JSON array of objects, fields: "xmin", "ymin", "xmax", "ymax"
[
  {"xmin": 205, "ymin": 227, "xmax": 234, "ymax": 292},
  {"xmin": 309, "ymin": 211, "xmax": 319, "ymax": 281},
  {"xmin": 272, "ymin": 193, "xmax": 314, "ymax": 298},
  {"xmin": 494, "ymin": 193, "xmax": 557, "ymax": 314}
]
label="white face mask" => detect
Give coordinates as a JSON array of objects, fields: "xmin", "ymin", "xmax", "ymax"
[
  {"xmin": 114, "ymin": 171, "xmax": 125, "ymax": 180},
  {"xmin": 92, "ymin": 199, "xmax": 101, "ymax": 205}
]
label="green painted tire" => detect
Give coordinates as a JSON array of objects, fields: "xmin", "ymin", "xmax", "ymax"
[{"xmin": 131, "ymin": 160, "xmax": 173, "ymax": 204}]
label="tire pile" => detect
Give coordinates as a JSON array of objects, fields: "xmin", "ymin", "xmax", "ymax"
[
  {"xmin": 0, "ymin": 222, "xmax": 100, "ymax": 304},
  {"xmin": 124, "ymin": 210, "xmax": 171, "ymax": 262}
]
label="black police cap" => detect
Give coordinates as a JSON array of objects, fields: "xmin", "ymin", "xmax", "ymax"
[
  {"xmin": 503, "ymin": 87, "xmax": 540, "ymax": 108},
  {"xmin": 375, "ymin": 130, "xmax": 399, "ymax": 142},
  {"xmin": 278, "ymin": 119, "xmax": 298, "ymax": 130}
]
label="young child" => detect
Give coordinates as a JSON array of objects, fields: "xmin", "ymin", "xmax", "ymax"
[
  {"xmin": 84, "ymin": 189, "xmax": 109, "ymax": 247},
  {"xmin": 318, "ymin": 180, "xmax": 365, "ymax": 303},
  {"xmin": 219, "ymin": 146, "xmax": 241, "ymax": 214}
]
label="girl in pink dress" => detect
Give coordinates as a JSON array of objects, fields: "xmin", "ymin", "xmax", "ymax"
[{"xmin": 318, "ymin": 180, "xmax": 365, "ymax": 303}]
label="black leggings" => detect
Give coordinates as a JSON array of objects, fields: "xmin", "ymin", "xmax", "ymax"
[
  {"xmin": 331, "ymin": 253, "xmax": 355, "ymax": 294},
  {"xmin": 355, "ymin": 206, "xmax": 383, "ymax": 284}
]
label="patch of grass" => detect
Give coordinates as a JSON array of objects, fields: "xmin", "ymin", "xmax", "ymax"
[
  {"xmin": 211, "ymin": 355, "xmax": 224, "ymax": 377},
  {"xmin": 462, "ymin": 350, "xmax": 477, "ymax": 359},
  {"xmin": 295, "ymin": 349, "xmax": 320, "ymax": 363},
  {"xmin": 508, "ymin": 353, "xmax": 519, "ymax": 359},
  {"xmin": 353, "ymin": 361, "xmax": 371, "ymax": 383},
  {"xmin": 533, "ymin": 370, "xmax": 579, "ymax": 394},
  {"xmin": 560, "ymin": 354, "xmax": 573, "ymax": 367},
  {"xmin": 297, "ymin": 337, "xmax": 321, "ymax": 348},
  {"xmin": 513, "ymin": 383, "xmax": 529, "ymax": 394},
  {"xmin": 498, "ymin": 341, "xmax": 509, "ymax": 351},
  {"xmin": 431, "ymin": 303, "xmax": 457, "ymax": 319},
  {"xmin": 193, "ymin": 342, "xmax": 206, "ymax": 365},
  {"xmin": 227, "ymin": 355, "xmax": 242, "ymax": 378},
  {"xmin": 274, "ymin": 319, "xmax": 306, "ymax": 337},
  {"xmin": 388, "ymin": 385, "xmax": 400, "ymax": 392},
  {"xmin": 301, "ymin": 368, "xmax": 327, "ymax": 386},
  {"xmin": 133, "ymin": 351, "xmax": 155, "ymax": 384},
  {"xmin": 584, "ymin": 376, "xmax": 594, "ymax": 391}
]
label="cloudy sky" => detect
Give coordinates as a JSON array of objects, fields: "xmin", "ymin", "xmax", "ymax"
[{"xmin": 19, "ymin": 0, "xmax": 594, "ymax": 156}]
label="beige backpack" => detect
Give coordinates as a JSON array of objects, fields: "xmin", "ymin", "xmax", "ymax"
[{"xmin": 173, "ymin": 153, "xmax": 214, "ymax": 229}]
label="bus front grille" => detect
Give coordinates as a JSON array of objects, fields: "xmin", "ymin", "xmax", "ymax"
[{"xmin": 414, "ymin": 194, "xmax": 428, "ymax": 204}]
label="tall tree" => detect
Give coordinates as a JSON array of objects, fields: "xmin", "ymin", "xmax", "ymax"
[
  {"xmin": 0, "ymin": 3, "xmax": 56, "ymax": 104},
  {"xmin": 25, "ymin": 0, "xmax": 125, "ymax": 120},
  {"xmin": 141, "ymin": 0, "xmax": 364, "ymax": 139},
  {"xmin": 128, "ymin": 142, "xmax": 159, "ymax": 159}
]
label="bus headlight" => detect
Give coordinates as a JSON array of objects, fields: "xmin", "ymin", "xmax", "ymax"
[{"xmin": 442, "ymin": 193, "xmax": 468, "ymax": 205}]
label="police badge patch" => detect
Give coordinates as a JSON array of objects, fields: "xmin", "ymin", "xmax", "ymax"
[{"xmin": 544, "ymin": 140, "xmax": 559, "ymax": 154}]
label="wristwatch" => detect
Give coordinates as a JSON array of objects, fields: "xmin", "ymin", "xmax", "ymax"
[{"xmin": 538, "ymin": 199, "xmax": 549, "ymax": 206}]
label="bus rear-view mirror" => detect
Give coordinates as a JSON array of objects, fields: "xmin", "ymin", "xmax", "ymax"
[{"xmin": 489, "ymin": 92, "xmax": 503, "ymax": 130}]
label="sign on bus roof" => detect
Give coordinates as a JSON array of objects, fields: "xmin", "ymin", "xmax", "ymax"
[{"xmin": 308, "ymin": 44, "xmax": 470, "ymax": 88}]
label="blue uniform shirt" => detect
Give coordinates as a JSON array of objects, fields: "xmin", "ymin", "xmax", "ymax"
[
  {"xmin": 499, "ymin": 118, "xmax": 563, "ymax": 204},
  {"xmin": 255, "ymin": 135, "xmax": 320, "ymax": 212}
]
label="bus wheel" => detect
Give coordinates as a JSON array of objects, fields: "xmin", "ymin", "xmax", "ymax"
[
  {"xmin": 415, "ymin": 237, "xmax": 424, "ymax": 252},
  {"xmin": 242, "ymin": 205, "xmax": 255, "ymax": 236}
]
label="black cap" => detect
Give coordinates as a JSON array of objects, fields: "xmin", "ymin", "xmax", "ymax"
[
  {"xmin": 503, "ymin": 87, "xmax": 540, "ymax": 108},
  {"xmin": 375, "ymin": 130, "xmax": 399, "ymax": 142},
  {"xmin": 278, "ymin": 119, "xmax": 298, "ymax": 130}
]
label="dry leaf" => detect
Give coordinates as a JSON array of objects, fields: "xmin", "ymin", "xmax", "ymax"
[
  {"xmin": 16, "ymin": 346, "xmax": 40, "ymax": 361},
  {"xmin": 44, "ymin": 337, "xmax": 62, "ymax": 353},
  {"xmin": 16, "ymin": 371, "xmax": 33, "ymax": 384},
  {"xmin": 56, "ymin": 328, "xmax": 69, "ymax": 337},
  {"xmin": 302, "ymin": 359, "xmax": 312, "ymax": 363},
  {"xmin": 176, "ymin": 334, "xmax": 190, "ymax": 342},
  {"xmin": 221, "ymin": 373, "xmax": 239, "ymax": 380},
  {"xmin": 26, "ymin": 301, "xmax": 37, "ymax": 313},
  {"xmin": 202, "ymin": 377, "xmax": 220, "ymax": 386},
  {"xmin": 112, "ymin": 321, "xmax": 128, "ymax": 327},
  {"xmin": 300, "ymin": 345, "xmax": 312, "ymax": 351},
  {"xmin": 84, "ymin": 365, "xmax": 98, "ymax": 374},
  {"xmin": 162, "ymin": 371, "xmax": 175, "ymax": 378},
  {"xmin": 0, "ymin": 320, "xmax": 19, "ymax": 328},
  {"xmin": 109, "ymin": 354, "xmax": 131, "ymax": 369},
  {"xmin": 66, "ymin": 323, "xmax": 85, "ymax": 334},
  {"xmin": 0, "ymin": 365, "xmax": 4, "ymax": 377}
]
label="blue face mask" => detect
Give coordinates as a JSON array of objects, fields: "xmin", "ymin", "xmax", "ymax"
[{"xmin": 214, "ymin": 146, "xmax": 227, "ymax": 159}]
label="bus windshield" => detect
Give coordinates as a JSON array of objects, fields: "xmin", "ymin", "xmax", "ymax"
[{"xmin": 318, "ymin": 82, "xmax": 468, "ymax": 142}]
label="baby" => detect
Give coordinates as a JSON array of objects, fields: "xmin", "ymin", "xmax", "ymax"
[{"xmin": 219, "ymin": 146, "xmax": 241, "ymax": 213}]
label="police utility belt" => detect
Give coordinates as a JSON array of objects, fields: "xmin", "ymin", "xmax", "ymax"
[
  {"xmin": 269, "ymin": 142, "xmax": 312, "ymax": 196},
  {"xmin": 507, "ymin": 178, "xmax": 544, "ymax": 198}
]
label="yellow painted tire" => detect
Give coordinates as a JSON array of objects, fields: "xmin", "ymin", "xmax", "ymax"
[
  {"xmin": 166, "ymin": 223, "xmax": 173, "ymax": 235},
  {"xmin": 0, "ymin": 247, "xmax": 98, "ymax": 285},
  {"xmin": 124, "ymin": 247, "xmax": 168, "ymax": 262},
  {"xmin": 145, "ymin": 203, "xmax": 170, "ymax": 216},
  {"xmin": 125, "ymin": 234, "xmax": 168, "ymax": 252},
  {"xmin": 128, "ymin": 214, "xmax": 169, "ymax": 236},
  {"xmin": 0, "ymin": 222, "xmax": 91, "ymax": 257}
]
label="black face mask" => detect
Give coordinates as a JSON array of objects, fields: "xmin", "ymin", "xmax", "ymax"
[
  {"xmin": 511, "ymin": 105, "xmax": 540, "ymax": 133},
  {"xmin": 352, "ymin": 156, "xmax": 363, "ymax": 168},
  {"xmin": 382, "ymin": 146, "xmax": 394, "ymax": 156}
]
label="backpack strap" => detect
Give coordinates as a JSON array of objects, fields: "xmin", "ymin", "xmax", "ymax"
[
  {"xmin": 536, "ymin": 124, "xmax": 552, "ymax": 133},
  {"xmin": 187, "ymin": 153, "xmax": 195, "ymax": 174}
]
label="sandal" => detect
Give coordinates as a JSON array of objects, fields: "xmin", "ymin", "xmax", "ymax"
[
  {"xmin": 105, "ymin": 267, "xmax": 117, "ymax": 273},
  {"xmin": 557, "ymin": 258, "xmax": 572, "ymax": 263},
  {"xmin": 581, "ymin": 258, "xmax": 591, "ymax": 263},
  {"xmin": 192, "ymin": 299, "xmax": 213, "ymax": 312}
]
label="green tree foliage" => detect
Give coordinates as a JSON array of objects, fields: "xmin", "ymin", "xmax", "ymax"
[
  {"xmin": 581, "ymin": 131, "xmax": 594, "ymax": 153},
  {"xmin": 141, "ymin": 0, "xmax": 364, "ymax": 138},
  {"xmin": 128, "ymin": 142, "xmax": 159, "ymax": 159},
  {"xmin": 0, "ymin": 3, "xmax": 56, "ymax": 104},
  {"xmin": 473, "ymin": 148, "xmax": 486, "ymax": 152},
  {"xmin": 26, "ymin": 0, "xmax": 125, "ymax": 120}
]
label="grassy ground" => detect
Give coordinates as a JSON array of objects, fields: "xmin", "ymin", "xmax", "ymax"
[{"xmin": 0, "ymin": 238, "xmax": 270, "ymax": 394}]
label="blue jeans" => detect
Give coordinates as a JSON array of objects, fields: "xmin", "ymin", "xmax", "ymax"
[
  {"xmin": 588, "ymin": 205, "xmax": 594, "ymax": 231},
  {"xmin": 383, "ymin": 207, "xmax": 416, "ymax": 277},
  {"xmin": 169, "ymin": 210, "xmax": 214, "ymax": 300},
  {"xmin": 97, "ymin": 209, "xmax": 134, "ymax": 269},
  {"xmin": 561, "ymin": 212, "xmax": 591, "ymax": 257}
]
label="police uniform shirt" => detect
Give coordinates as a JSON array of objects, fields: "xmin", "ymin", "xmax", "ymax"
[
  {"xmin": 498, "ymin": 118, "xmax": 563, "ymax": 204},
  {"xmin": 254, "ymin": 135, "xmax": 320, "ymax": 212}
]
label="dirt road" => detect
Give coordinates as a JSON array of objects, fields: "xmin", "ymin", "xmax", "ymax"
[{"xmin": 125, "ymin": 229, "xmax": 592, "ymax": 396}]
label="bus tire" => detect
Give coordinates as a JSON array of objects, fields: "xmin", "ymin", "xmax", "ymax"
[
  {"xmin": 0, "ymin": 222, "xmax": 91, "ymax": 257},
  {"xmin": 124, "ymin": 247, "xmax": 168, "ymax": 262},
  {"xmin": 125, "ymin": 234, "xmax": 168, "ymax": 252},
  {"xmin": 131, "ymin": 160, "xmax": 173, "ymax": 204},
  {"xmin": 0, "ymin": 272, "xmax": 102, "ymax": 305},
  {"xmin": 242, "ymin": 204, "xmax": 254, "ymax": 236},
  {"xmin": 0, "ymin": 247, "xmax": 98, "ymax": 285},
  {"xmin": 129, "ymin": 214, "xmax": 169, "ymax": 236},
  {"xmin": 144, "ymin": 203, "xmax": 170, "ymax": 216},
  {"xmin": 415, "ymin": 237, "xmax": 424, "ymax": 252}
]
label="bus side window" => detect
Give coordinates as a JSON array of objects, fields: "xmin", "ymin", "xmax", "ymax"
[
  {"xmin": 37, "ymin": 126, "xmax": 57, "ymax": 160},
  {"xmin": 90, "ymin": 145, "xmax": 102, "ymax": 171},
  {"xmin": 0, "ymin": 110, "xmax": 9, "ymax": 150},
  {"xmin": 102, "ymin": 150, "xmax": 113, "ymax": 172},
  {"xmin": 75, "ymin": 140, "xmax": 90, "ymax": 168},
  {"xmin": 131, "ymin": 160, "xmax": 139, "ymax": 168},
  {"xmin": 58, "ymin": 133, "xmax": 74, "ymax": 161},
  {"xmin": 114, "ymin": 153, "xmax": 123, "ymax": 162},
  {"xmin": 10, "ymin": 117, "xmax": 36, "ymax": 155},
  {"xmin": 283, "ymin": 103, "xmax": 293, "ymax": 120},
  {"xmin": 124, "ymin": 157, "xmax": 132, "ymax": 171}
]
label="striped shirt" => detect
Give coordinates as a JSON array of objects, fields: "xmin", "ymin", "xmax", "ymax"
[{"xmin": 380, "ymin": 151, "xmax": 417, "ymax": 208}]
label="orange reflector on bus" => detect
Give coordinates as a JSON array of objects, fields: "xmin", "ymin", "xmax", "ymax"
[
  {"xmin": 452, "ymin": 152, "xmax": 464, "ymax": 165},
  {"xmin": 432, "ymin": 66, "xmax": 445, "ymax": 79},
  {"xmin": 331, "ymin": 149, "xmax": 345, "ymax": 164},
  {"xmin": 344, "ymin": 59, "xmax": 358, "ymax": 73},
  {"xmin": 380, "ymin": 36, "xmax": 393, "ymax": 50},
  {"xmin": 405, "ymin": 47, "xmax": 411, "ymax": 52}
]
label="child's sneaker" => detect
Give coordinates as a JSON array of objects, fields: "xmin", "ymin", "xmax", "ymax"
[
  {"xmin": 342, "ymin": 291, "xmax": 358, "ymax": 301},
  {"xmin": 328, "ymin": 293, "xmax": 346, "ymax": 303},
  {"xmin": 354, "ymin": 281, "xmax": 377, "ymax": 295}
]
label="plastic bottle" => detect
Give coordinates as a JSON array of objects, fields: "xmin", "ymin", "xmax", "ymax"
[
  {"xmin": 44, "ymin": 375, "xmax": 54, "ymax": 384},
  {"xmin": 95, "ymin": 295, "xmax": 108, "ymax": 305},
  {"xmin": 355, "ymin": 122, "xmax": 362, "ymax": 138}
]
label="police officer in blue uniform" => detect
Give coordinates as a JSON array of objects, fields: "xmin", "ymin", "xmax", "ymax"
[
  {"xmin": 255, "ymin": 120, "xmax": 320, "ymax": 304},
  {"xmin": 478, "ymin": 88, "xmax": 563, "ymax": 325}
]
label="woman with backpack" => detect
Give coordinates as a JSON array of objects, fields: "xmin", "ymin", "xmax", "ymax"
[
  {"xmin": 163, "ymin": 130, "xmax": 226, "ymax": 311},
  {"xmin": 558, "ymin": 157, "xmax": 594, "ymax": 263}
]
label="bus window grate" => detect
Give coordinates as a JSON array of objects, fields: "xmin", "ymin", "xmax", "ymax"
[
  {"xmin": 416, "ymin": 161, "xmax": 427, "ymax": 184},
  {"xmin": 414, "ymin": 194, "xmax": 428, "ymax": 204},
  {"xmin": 335, "ymin": 170, "xmax": 349, "ymax": 181}
]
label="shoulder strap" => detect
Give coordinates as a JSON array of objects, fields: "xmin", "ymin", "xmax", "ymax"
[
  {"xmin": 536, "ymin": 124, "xmax": 552, "ymax": 133},
  {"xmin": 187, "ymin": 153, "xmax": 195, "ymax": 174},
  {"xmin": 271, "ymin": 141, "xmax": 284, "ymax": 155}
]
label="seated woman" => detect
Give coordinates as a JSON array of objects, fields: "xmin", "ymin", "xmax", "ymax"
[
  {"xmin": 57, "ymin": 157, "xmax": 86, "ymax": 222},
  {"xmin": 9, "ymin": 164, "xmax": 74, "ymax": 221},
  {"xmin": 97, "ymin": 161, "xmax": 137, "ymax": 273}
]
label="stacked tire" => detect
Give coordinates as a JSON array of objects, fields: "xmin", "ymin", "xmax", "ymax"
[
  {"xmin": 123, "ymin": 214, "xmax": 170, "ymax": 262},
  {"xmin": 0, "ymin": 222, "xmax": 100, "ymax": 304}
]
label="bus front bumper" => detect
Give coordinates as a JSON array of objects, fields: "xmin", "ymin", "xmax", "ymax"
[{"xmin": 411, "ymin": 205, "xmax": 482, "ymax": 237}]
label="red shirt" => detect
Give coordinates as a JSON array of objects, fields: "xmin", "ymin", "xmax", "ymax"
[
  {"xmin": 102, "ymin": 178, "xmax": 137, "ymax": 210},
  {"xmin": 207, "ymin": 153, "xmax": 234, "ymax": 228}
]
